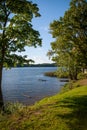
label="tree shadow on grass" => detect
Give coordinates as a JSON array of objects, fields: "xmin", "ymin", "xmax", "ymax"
[{"xmin": 55, "ymin": 95, "xmax": 87, "ymax": 130}]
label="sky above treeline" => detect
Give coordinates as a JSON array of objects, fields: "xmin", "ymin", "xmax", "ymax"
[{"xmin": 22, "ymin": 0, "xmax": 71, "ymax": 64}]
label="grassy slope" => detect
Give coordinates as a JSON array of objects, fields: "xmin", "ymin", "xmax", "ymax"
[{"xmin": 0, "ymin": 79, "xmax": 87, "ymax": 130}]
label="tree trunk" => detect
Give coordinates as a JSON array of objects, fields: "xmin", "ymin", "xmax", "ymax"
[{"xmin": 0, "ymin": 65, "xmax": 4, "ymax": 108}]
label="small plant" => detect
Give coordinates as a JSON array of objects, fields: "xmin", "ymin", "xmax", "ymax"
[{"xmin": 3, "ymin": 102, "xmax": 25, "ymax": 114}]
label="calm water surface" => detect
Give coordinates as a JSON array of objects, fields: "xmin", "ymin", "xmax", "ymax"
[{"xmin": 2, "ymin": 67, "xmax": 66, "ymax": 105}]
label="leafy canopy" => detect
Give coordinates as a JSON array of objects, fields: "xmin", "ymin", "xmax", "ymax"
[
  {"xmin": 0, "ymin": 0, "xmax": 42, "ymax": 67},
  {"xmin": 48, "ymin": 0, "xmax": 87, "ymax": 79}
]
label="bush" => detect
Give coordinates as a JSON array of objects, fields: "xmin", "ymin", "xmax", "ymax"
[
  {"xmin": 44, "ymin": 71, "xmax": 57, "ymax": 77},
  {"xmin": 55, "ymin": 70, "xmax": 69, "ymax": 78},
  {"xmin": 3, "ymin": 102, "xmax": 25, "ymax": 114},
  {"xmin": 77, "ymin": 72, "xmax": 87, "ymax": 79}
]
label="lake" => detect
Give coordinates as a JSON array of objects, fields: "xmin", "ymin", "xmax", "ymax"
[{"xmin": 2, "ymin": 67, "xmax": 66, "ymax": 105}]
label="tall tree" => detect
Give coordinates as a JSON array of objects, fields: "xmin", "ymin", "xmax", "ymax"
[
  {"xmin": 0, "ymin": 0, "xmax": 42, "ymax": 107},
  {"xmin": 48, "ymin": 0, "xmax": 87, "ymax": 80}
]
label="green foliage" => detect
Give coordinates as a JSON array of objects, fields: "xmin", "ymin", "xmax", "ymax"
[
  {"xmin": 3, "ymin": 102, "xmax": 25, "ymax": 114},
  {"xmin": 55, "ymin": 68, "xmax": 69, "ymax": 78},
  {"xmin": 44, "ymin": 71, "xmax": 57, "ymax": 77},
  {"xmin": 77, "ymin": 72, "xmax": 87, "ymax": 79},
  {"xmin": 48, "ymin": 0, "xmax": 87, "ymax": 80},
  {"xmin": 0, "ymin": 0, "xmax": 42, "ymax": 68}
]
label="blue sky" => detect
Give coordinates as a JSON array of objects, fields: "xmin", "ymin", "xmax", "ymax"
[{"xmin": 23, "ymin": 0, "xmax": 71, "ymax": 64}]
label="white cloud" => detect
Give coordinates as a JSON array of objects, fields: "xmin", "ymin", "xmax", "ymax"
[{"xmin": 32, "ymin": 56, "xmax": 53, "ymax": 64}]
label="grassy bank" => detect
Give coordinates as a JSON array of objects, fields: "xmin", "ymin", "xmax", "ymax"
[{"xmin": 0, "ymin": 79, "xmax": 87, "ymax": 130}]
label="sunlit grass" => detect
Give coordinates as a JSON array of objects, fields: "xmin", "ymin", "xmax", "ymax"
[{"xmin": 0, "ymin": 79, "xmax": 87, "ymax": 130}]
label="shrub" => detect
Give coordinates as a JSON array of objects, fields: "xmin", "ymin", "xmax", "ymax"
[
  {"xmin": 77, "ymin": 72, "xmax": 87, "ymax": 79},
  {"xmin": 55, "ymin": 70, "xmax": 69, "ymax": 78},
  {"xmin": 3, "ymin": 102, "xmax": 25, "ymax": 114},
  {"xmin": 44, "ymin": 71, "xmax": 57, "ymax": 77}
]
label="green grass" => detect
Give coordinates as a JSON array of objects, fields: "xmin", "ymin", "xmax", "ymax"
[{"xmin": 0, "ymin": 80, "xmax": 87, "ymax": 130}]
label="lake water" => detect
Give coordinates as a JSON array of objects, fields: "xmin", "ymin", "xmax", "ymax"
[{"xmin": 2, "ymin": 67, "xmax": 66, "ymax": 105}]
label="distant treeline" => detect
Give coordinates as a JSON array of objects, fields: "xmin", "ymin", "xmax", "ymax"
[{"xmin": 17, "ymin": 63, "xmax": 56, "ymax": 67}]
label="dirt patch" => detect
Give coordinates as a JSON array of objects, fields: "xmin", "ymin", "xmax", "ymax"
[{"xmin": 78, "ymin": 79, "xmax": 87, "ymax": 86}]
